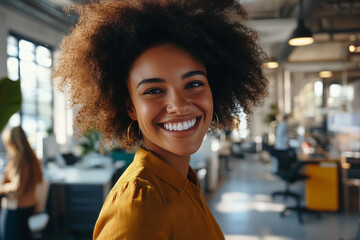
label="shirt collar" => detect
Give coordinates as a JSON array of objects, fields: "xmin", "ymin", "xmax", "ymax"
[{"xmin": 134, "ymin": 147, "xmax": 199, "ymax": 193}]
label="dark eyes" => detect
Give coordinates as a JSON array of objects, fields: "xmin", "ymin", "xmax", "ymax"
[
  {"xmin": 185, "ymin": 81, "xmax": 204, "ymax": 89},
  {"xmin": 143, "ymin": 88, "xmax": 163, "ymax": 95},
  {"xmin": 143, "ymin": 81, "xmax": 205, "ymax": 95}
]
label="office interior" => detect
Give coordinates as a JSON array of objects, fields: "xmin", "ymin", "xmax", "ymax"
[{"xmin": 0, "ymin": 0, "xmax": 359, "ymax": 239}]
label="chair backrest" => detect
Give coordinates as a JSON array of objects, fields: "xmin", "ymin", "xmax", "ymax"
[
  {"xmin": 268, "ymin": 148, "xmax": 297, "ymax": 174},
  {"xmin": 34, "ymin": 180, "xmax": 50, "ymax": 213}
]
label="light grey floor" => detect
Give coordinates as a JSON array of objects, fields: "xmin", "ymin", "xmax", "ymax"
[{"xmin": 206, "ymin": 154, "xmax": 360, "ymax": 240}]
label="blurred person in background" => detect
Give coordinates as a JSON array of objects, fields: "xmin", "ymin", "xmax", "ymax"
[
  {"xmin": 275, "ymin": 114, "xmax": 290, "ymax": 150},
  {"xmin": 0, "ymin": 126, "xmax": 43, "ymax": 240}
]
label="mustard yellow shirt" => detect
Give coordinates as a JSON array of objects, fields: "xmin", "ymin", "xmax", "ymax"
[{"xmin": 93, "ymin": 147, "xmax": 224, "ymax": 240}]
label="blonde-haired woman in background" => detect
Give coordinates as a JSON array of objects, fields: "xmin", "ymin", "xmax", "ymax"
[{"xmin": 0, "ymin": 126, "xmax": 43, "ymax": 240}]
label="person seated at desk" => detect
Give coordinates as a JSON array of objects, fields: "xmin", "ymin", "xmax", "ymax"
[{"xmin": 0, "ymin": 126, "xmax": 43, "ymax": 240}]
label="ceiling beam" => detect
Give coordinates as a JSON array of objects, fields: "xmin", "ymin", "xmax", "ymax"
[{"xmin": 284, "ymin": 61, "xmax": 351, "ymax": 72}]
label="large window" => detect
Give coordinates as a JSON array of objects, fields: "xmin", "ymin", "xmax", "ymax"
[{"xmin": 6, "ymin": 33, "xmax": 53, "ymax": 149}]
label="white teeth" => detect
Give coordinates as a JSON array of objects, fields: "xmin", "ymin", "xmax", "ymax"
[{"xmin": 163, "ymin": 118, "xmax": 197, "ymax": 131}]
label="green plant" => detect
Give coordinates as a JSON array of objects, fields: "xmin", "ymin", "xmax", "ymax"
[
  {"xmin": 264, "ymin": 103, "xmax": 278, "ymax": 124},
  {"xmin": 0, "ymin": 77, "xmax": 22, "ymax": 132},
  {"xmin": 79, "ymin": 127, "xmax": 101, "ymax": 156}
]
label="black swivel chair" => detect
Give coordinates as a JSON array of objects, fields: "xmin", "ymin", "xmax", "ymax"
[
  {"xmin": 266, "ymin": 146, "xmax": 321, "ymax": 223},
  {"xmin": 268, "ymin": 147, "xmax": 306, "ymax": 201}
]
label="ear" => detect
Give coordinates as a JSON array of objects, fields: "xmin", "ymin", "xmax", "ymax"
[{"xmin": 126, "ymin": 101, "xmax": 137, "ymax": 121}]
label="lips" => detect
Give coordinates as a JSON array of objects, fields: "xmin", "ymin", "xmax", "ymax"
[{"xmin": 162, "ymin": 118, "xmax": 197, "ymax": 131}]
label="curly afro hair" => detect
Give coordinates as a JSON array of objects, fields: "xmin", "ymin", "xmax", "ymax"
[{"xmin": 52, "ymin": 0, "xmax": 268, "ymax": 150}]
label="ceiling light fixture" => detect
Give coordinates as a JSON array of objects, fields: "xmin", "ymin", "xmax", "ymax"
[
  {"xmin": 264, "ymin": 60, "xmax": 279, "ymax": 69},
  {"xmin": 288, "ymin": 0, "xmax": 314, "ymax": 47},
  {"xmin": 349, "ymin": 42, "xmax": 360, "ymax": 53},
  {"xmin": 319, "ymin": 71, "xmax": 332, "ymax": 78}
]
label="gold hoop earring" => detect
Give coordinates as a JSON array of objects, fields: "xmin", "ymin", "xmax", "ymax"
[
  {"xmin": 212, "ymin": 112, "xmax": 219, "ymax": 125},
  {"xmin": 127, "ymin": 120, "xmax": 141, "ymax": 143},
  {"xmin": 208, "ymin": 112, "xmax": 219, "ymax": 132}
]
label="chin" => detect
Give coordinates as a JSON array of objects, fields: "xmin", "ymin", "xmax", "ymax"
[{"xmin": 169, "ymin": 142, "xmax": 202, "ymax": 157}]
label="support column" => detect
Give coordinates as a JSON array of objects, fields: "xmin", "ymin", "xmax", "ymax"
[
  {"xmin": 277, "ymin": 67, "xmax": 284, "ymax": 116},
  {"xmin": 284, "ymin": 70, "xmax": 292, "ymax": 114}
]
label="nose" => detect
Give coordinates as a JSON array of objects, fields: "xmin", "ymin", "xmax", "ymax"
[{"xmin": 166, "ymin": 90, "xmax": 192, "ymax": 115}]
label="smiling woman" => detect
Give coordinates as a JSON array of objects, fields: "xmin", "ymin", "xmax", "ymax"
[
  {"xmin": 52, "ymin": 0, "xmax": 268, "ymax": 239},
  {"xmin": 127, "ymin": 44, "xmax": 213, "ymax": 176}
]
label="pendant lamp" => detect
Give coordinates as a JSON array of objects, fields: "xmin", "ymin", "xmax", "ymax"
[
  {"xmin": 288, "ymin": 0, "xmax": 314, "ymax": 46},
  {"xmin": 264, "ymin": 58, "xmax": 279, "ymax": 69}
]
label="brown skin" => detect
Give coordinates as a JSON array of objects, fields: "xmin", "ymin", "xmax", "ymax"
[{"xmin": 127, "ymin": 44, "xmax": 213, "ymax": 177}]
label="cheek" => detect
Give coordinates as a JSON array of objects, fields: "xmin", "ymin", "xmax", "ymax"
[
  {"xmin": 199, "ymin": 89, "xmax": 214, "ymax": 115},
  {"xmin": 193, "ymin": 88, "xmax": 213, "ymax": 127},
  {"xmin": 135, "ymin": 100, "xmax": 159, "ymax": 125}
]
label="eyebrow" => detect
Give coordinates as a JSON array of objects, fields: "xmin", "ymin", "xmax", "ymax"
[
  {"xmin": 136, "ymin": 70, "xmax": 207, "ymax": 88},
  {"xmin": 136, "ymin": 78, "xmax": 164, "ymax": 88},
  {"xmin": 181, "ymin": 70, "xmax": 207, "ymax": 79}
]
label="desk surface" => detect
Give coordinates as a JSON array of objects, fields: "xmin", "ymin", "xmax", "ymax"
[
  {"xmin": 45, "ymin": 166, "xmax": 116, "ymax": 185},
  {"xmin": 0, "ymin": 166, "xmax": 116, "ymax": 185},
  {"xmin": 297, "ymin": 152, "xmax": 340, "ymax": 162}
]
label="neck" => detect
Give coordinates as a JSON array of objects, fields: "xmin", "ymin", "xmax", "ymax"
[{"xmin": 141, "ymin": 143, "xmax": 190, "ymax": 178}]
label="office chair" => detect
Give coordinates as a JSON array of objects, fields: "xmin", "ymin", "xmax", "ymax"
[
  {"xmin": 268, "ymin": 147, "xmax": 306, "ymax": 200},
  {"xmin": 267, "ymin": 146, "xmax": 320, "ymax": 223}
]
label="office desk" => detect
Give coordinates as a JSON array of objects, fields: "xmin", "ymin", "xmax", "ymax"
[
  {"xmin": 46, "ymin": 167, "xmax": 115, "ymax": 194},
  {"xmin": 46, "ymin": 166, "xmax": 116, "ymax": 233},
  {"xmin": 297, "ymin": 153, "xmax": 340, "ymax": 163},
  {"xmin": 297, "ymin": 153, "xmax": 340, "ymax": 212}
]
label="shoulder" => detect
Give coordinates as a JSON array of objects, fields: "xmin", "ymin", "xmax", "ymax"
[
  {"xmin": 110, "ymin": 174, "xmax": 163, "ymax": 207},
  {"xmin": 115, "ymin": 160, "xmax": 165, "ymax": 200},
  {"xmin": 94, "ymin": 169, "xmax": 167, "ymax": 239}
]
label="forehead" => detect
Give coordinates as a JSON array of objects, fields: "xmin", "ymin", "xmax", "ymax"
[{"xmin": 128, "ymin": 43, "xmax": 206, "ymax": 79}]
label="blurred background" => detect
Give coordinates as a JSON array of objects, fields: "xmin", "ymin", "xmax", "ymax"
[{"xmin": 0, "ymin": 0, "xmax": 360, "ymax": 239}]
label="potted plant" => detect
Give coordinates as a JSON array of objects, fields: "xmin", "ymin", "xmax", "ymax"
[{"xmin": 0, "ymin": 77, "xmax": 22, "ymax": 132}]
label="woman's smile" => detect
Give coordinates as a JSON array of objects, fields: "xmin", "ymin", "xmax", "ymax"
[
  {"xmin": 161, "ymin": 116, "xmax": 199, "ymax": 131},
  {"xmin": 163, "ymin": 118, "xmax": 196, "ymax": 131}
]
